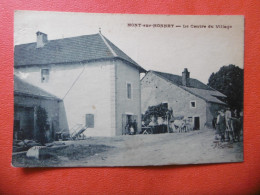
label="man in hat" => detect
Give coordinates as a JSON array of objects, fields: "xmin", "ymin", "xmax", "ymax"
[
  {"xmin": 216, "ymin": 109, "xmax": 226, "ymax": 142},
  {"xmin": 225, "ymin": 108, "xmax": 232, "ymax": 141}
]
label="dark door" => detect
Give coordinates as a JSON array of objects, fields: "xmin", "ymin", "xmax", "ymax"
[
  {"xmin": 122, "ymin": 114, "xmax": 138, "ymax": 135},
  {"xmin": 23, "ymin": 107, "xmax": 34, "ymax": 139},
  {"xmin": 125, "ymin": 115, "xmax": 132, "ymax": 135},
  {"xmin": 14, "ymin": 106, "xmax": 34, "ymax": 140},
  {"xmin": 194, "ymin": 117, "xmax": 200, "ymax": 130}
]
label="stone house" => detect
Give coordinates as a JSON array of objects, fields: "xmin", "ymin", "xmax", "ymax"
[
  {"xmin": 14, "ymin": 31, "xmax": 145, "ymax": 136},
  {"xmin": 141, "ymin": 69, "xmax": 226, "ymax": 130}
]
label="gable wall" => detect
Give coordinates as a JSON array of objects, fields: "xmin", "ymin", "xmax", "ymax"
[
  {"xmin": 15, "ymin": 60, "xmax": 116, "ymax": 136},
  {"xmin": 141, "ymin": 72, "xmax": 207, "ymax": 129},
  {"xmin": 115, "ymin": 59, "xmax": 142, "ymax": 135}
]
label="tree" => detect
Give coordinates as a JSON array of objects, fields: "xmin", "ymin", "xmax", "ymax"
[
  {"xmin": 207, "ymin": 64, "xmax": 243, "ymax": 111},
  {"xmin": 143, "ymin": 103, "xmax": 173, "ymax": 125},
  {"xmin": 36, "ymin": 106, "xmax": 48, "ymax": 144}
]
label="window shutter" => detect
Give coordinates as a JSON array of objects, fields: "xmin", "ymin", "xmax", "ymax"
[{"xmin": 85, "ymin": 114, "xmax": 94, "ymax": 128}]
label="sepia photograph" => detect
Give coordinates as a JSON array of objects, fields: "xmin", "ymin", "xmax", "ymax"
[{"xmin": 12, "ymin": 11, "xmax": 244, "ymax": 167}]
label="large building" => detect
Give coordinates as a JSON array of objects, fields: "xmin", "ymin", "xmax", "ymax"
[
  {"xmin": 141, "ymin": 69, "xmax": 226, "ymax": 130},
  {"xmin": 14, "ymin": 31, "xmax": 145, "ymax": 137}
]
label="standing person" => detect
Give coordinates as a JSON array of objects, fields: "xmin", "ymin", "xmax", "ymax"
[
  {"xmin": 234, "ymin": 109, "xmax": 238, "ymax": 118},
  {"xmin": 217, "ymin": 109, "xmax": 226, "ymax": 142},
  {"xmin": 132, "ymin": 119, "xmax": 137, "ymax": 135},
  {"xmin": 125, "ymin": 123, "xmax": 130, "ymax": 135},
  {"xmin": 129, "ymin": 124, "xmax": 135, "ymax": 135},
  {"xmin": 212, "ymin": 112, "xmax": 217, "ymax": 130},
  {"xmin": 225, "ymin": 108, "xmax": 232, "ymax": 141}
]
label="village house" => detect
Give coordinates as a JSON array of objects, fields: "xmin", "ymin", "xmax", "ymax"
[
  {"xmin": 141, "ymin": 69, "xmax": 226, "ymax": 130},
  {"xmin": 14, "ymin": 75, "xmax": 61, "ymax": 142},
  {"xmin": 14, "ymin": 31, "xmax": 146, "ymax": 137}
]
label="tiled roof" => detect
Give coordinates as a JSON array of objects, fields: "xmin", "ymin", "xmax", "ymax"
[
  {"xmin": 14, "ymin": 33, "xmax": 146, "ymax": 72},
  {"xmin": 151, "ymin": 70, "xmax": 226, "ymax": 105},
  {"xmin": 152, "ymin": 70, "xmax": 213, "ymax": 90},
  {"xmin": 14, "ymin": 75, "xmax": 61, "ymax": 100},
  {"xmin": 182, "ymin": 86, "xmax": 226, "ymax": 104}
]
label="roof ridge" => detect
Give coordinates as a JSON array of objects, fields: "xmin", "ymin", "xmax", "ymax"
[
  {"xmin": 151, "ymin": 70, "xmax": 181, "ymax": 77},
  {"xmin": 150, "ymin": 70, "xmax": 180, "ymax": 86},
  {"xmin": 151, "ymin": 69, "xmax": 213, "ymax": 90},
  {"xmin": 15, "ymin": 32, "xmax": 146, "ymax": 72},
  {"xmin": 150, "ymin": 70, "xmax": 217, "ymax": 91},
  {"xmin": 149, "ymin": 71, "xmax": 209, "ymax": 101},
  {"xmin": 15, "ymin": 33, "xmax": 100, "ymax": 46},
  {"xmin": 98, "ymin": 33, "xmax": 117, "ymax": 57},
  {"xmin": 148, "ymin": 71, "xmax": 225, "ymax": 105}
]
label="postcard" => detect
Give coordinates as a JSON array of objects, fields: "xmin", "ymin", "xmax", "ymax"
[{"xmin": 13, "ymin": 11, "xmax": 244, "ymax": 167}]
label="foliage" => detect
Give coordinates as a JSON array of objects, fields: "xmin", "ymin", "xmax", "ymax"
[
  {"xmin": 207, "ymin": 64, "xmax": 243, "ymax": 111},
  {"xmin": 142, "ymin": 103, "xmax": 173, "ymax": 125},
  {"xmin": 36, "ymin": 106, "xmax": 48, "ymax": 144}
]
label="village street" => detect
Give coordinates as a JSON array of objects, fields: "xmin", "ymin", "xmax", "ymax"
[
  {"xmin": 13, "ymin": 128, "xmax": 243, "ymax": 167},
  {"xmin": 69, "ymin": 129, "xmax": 243, "ymax": 166}
]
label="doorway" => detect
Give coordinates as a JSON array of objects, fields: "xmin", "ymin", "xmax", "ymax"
[
  {"xmin": 122, "ymin": 114, "xmax": 137, "ymax": 135},
  {"xmin": 14, "ymin": 106, "xmax": 34, "ymax": 140},
  {"xmin": 194, "ymin": 117, "xmax": 200, "ymax": 130}
]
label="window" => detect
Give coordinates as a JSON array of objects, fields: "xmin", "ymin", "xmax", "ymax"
[
  {"xmin": 41, "ymin": 69, "xmax": 49, "ymax": 83},
  {"xmin": 85, "ymin": 114, "xmax": 94, "ymax": 128},
  {"xmin": 190, "ymin": 101, "xmax": 196, "ymax": 108},
  {"xmin": 127, "ymin": 83, "xmax": 132, "ymax": 99}
]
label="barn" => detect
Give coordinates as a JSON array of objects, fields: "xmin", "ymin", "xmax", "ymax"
[
  {"xmin": 14, "ymin": 31, "xmax": 145, "ymax": 137},
  {"xmin": 141, "ymin": 69, "xmax": 226, "ymax": 130},
  {"xmin": 14, "ymin": 75, "xmax": 61, "ymax": 142}
]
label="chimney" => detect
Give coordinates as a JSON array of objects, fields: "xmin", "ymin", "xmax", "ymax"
[
  {"xmin": 36, "ymin": 31, "xmax": 48, "ymax": 48},
  {"xmin": 182, "ymin": 68, "xmax": 190, "ymax": 86}
]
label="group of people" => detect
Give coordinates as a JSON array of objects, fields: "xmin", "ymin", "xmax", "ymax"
[
  {"xmin": 214, "ymin": 108, "xmax": 243, "ymax": 142},
  {"xmin": 125, "ymin": 119, "xmax": 138, "ymax": 135}
]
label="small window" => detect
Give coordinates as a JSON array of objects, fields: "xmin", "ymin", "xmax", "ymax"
[
  {"xmin": 41, "ymin": 69, "xmax": 49, "ymax": 83},
  {"xmin": 127, "ymin": 83, "xmax": 132, "ymax": 99},
  {"xmin": 85, "ymin": 114, "xmax": 94, "ymax": 128},
  {"xmin": 190, "ymin": 101, "xmax": 196, "ymax": 108}
]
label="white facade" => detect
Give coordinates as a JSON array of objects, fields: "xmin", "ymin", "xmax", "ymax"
[
  {"xmin": 15, "ymin": 58, "xmax": 142, "ymax": 136},
  {"xmin": 115, "ymin": 60, "xmax": 142, "ymax": 135}
]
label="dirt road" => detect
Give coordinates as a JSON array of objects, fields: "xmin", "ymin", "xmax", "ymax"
[
  {"xmin": 71, "ymin": 129, "xmax": 243, "ymax": 166},
  {"xmin": 12, "ymin": 129, "xmax": 243, "ymax": 167}
]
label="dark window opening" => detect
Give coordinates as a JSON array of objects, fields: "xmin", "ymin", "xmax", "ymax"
[
  {"xmin": 127, "ymin": 83, "xmax": 132, "ymax": 99},
  {"xmin": 190, "ymin": 101, "xmax": 196, "ymax": 108}
]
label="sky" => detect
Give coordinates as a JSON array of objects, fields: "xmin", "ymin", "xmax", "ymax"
[{"xmin": 14, "ymin": 11, "xmax": 244, "ymax": 84}]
